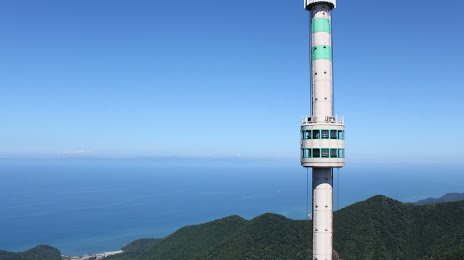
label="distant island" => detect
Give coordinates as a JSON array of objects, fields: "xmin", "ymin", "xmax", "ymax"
[{"xmin": 3, "ymin": 194, "xmax": 464, "ymax": 260}]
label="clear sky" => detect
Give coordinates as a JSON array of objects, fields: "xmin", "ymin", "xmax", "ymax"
[{"xmin": 1, "ymin": 0, "xmax": 463, "ymax": 162}]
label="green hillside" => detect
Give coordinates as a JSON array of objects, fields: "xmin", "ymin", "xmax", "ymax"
[
  {"xmin": 137, "ymin": 214, "xmax": 313, "ymax": 259},
  {"xmin": 200, "ymin": 213, "xmax": 312, "ymax": 259},
  {"xmin": 137, "ymin": 196, "xmax": 464, "ymax": 260},
  {"xmin": 138, "ymin": 215, "xmax": 248, "ymax": 259},
  {"xmin": 335, "ymin": 195, "xmax": 464, "ymax": 259},
  {"xmin": 0, "ymin": 245, "xmax": 61, "ymax": 260}
]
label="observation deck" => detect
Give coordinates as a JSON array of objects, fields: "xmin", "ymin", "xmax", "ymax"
[{"xmin": 300, "ymin": 115, "xmax": 345, "ymax": 168}]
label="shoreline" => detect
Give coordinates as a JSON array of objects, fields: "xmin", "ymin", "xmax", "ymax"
[{"xmin": 63, "ymin": 250, "xmax": 123, "ymax": 260}]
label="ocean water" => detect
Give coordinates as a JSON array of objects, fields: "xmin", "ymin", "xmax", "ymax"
[{"xmin": 0, "ymin": 158, "xmax": 463, "ymax": 256}]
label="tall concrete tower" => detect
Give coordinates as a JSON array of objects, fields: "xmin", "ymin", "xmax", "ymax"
[{"xmin": 301, "ymin": 0, "xmax": 344, "ymax": 259}]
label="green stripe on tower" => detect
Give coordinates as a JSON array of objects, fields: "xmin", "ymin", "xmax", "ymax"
[
  {"xmin": 312, "ymin": 46, "xmax": 332, "ymax": 61},
  {"xmin": 311, "ymin": 18, "xmax": 331, "ymax": 33}
]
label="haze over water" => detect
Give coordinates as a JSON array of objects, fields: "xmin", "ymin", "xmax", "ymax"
[{"xmin": 1, "ymin": 158, "xmax": 462, "ymax": 256}]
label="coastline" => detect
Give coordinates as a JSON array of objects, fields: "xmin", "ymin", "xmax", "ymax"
[{"xmin": 63, "ymin": 250, "xmax": 123, "ymax": 260}]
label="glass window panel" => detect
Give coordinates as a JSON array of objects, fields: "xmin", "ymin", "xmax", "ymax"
[
  {"xmin": 338, "ymin": 130, "xmax": 343, "ymax": 140},
  {"xmin": 338, "ymin": 149, "xmax": 344, "ymax": 158},
  {"xmin": 313, "ymin": 130, "xmax": 320, "ymax": 139},
  {"xmin": 304, "ymin": 149, "xmax": 311, "ymax": 158},
  {"xmin": 305, "ymin": 130, "xmax": 311, "ymax": 140},
  {"xmin": 321, "ymin": 149, "xmax": 329, "ymax": 158},
  {"xmin": 321, "ymin": 130, "xmax": 329, "ymax": 139},
  {"xmin": 330, "ymin": 130, "xmax": 337, "ymax": 139},
  {"xmin": 313, "ymin": 149, "xmax": 320, "ymax": 158},
  {"xmin": 330, "ymin": 149, "xmax": 337, "ymax": 158}
]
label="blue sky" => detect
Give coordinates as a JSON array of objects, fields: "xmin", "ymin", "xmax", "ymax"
[{"xmin": 1, "ymin": 0, "xmax": 463, "ymax": 162}]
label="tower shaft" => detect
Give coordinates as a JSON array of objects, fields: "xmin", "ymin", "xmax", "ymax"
[
  {"xmin": 311, "ymin": 4, "xmax": 333, "ymax": 121},
  {"xmin": 312, "ymin": 168, "xmax": 333, "ymax": 259},
  {"xmin": 301, "ymin": 1, "xmax": 343, "ymax": 260}
]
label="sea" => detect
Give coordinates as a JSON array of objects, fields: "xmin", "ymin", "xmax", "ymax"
[{"xmin": 0, "ymin": 158, "xmax": 463, "ymax": 256}]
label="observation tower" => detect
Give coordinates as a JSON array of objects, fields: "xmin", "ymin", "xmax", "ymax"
[{"xmin": 301, "ymin": 0, "xmax": 344, "ymax": 259}]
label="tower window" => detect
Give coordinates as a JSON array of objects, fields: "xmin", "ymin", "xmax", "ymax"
[
  {"xmin": 305, "ymin": 130, "xmax": 311, "ymax": 140},
  {"xmin": 305, "ymin": 149, "xmax": 311, "ymax": 158},
  {"xmin": 330, "ymin": 149, "xmax": 337, "ymax": 158},
  {"xmin": 338, "ymin": 149, "xmax": 344, "ymax": 158},
  {"xmin": 313, "ymin": 130, "xmax": 320, "ymax": 139},
  {"xmin": 313, "ymin": 149, "xmax": 320, "ymax": 158},
  {"xmin": 330, "ymin": 130, "xmax": 337, "ymax": 139},
  {"xmin": 321, "ymin": 130, "xmax": 329, "ymax": 139},
  {"xmin": 338, "ymin": 130, "xmax": 344, "ymax": 140},
  {"xmin": 321, "ymin": 149, "xmax": 329, "ymax": 158}
]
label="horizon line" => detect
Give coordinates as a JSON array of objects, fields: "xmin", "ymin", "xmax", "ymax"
[{"xmin": 0, "ymin": 155, "xmax": 463, "ymax": 165}]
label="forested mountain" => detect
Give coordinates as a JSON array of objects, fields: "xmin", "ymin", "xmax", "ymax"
[
  {"xmin": 3, "ymin": 195, "xmax": 463, "ymax": 260},
  {"xmin": 138, "ymin": 214, "xmax": 312, "ymax": 259},
  {"xmin": 413, "ymin": 192, "xmax": 464, "ymax": 206},
  {"xmin": 0, "ymin": 245, "xmax": 61, "ymax": 260},
  {"xmin": 334, "ymin": 196, "xmax": 464, "ymax": 259},
  {"xmin": 137, "ymin": 196, "xmax": 464, "ymax": 260}
]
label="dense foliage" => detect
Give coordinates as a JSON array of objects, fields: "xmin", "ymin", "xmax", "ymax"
[
  {"xmin": 334, "ymin": 196, "xmax": 464, "ymax": 259},
  {"xmin": 138, "ymin": 215, "xmax": 250, "ymax": 259},
  {"xmin": 138, "ymin": 212, "xmax": 313, "ymax": 259},
  {"xmin": 197, "ymin": 214, "xmax": 312, "ymax": 259},
  {"xmin": 0, "ymin": 245, "xmax": 61, "ymax": 260},
  {"xmin": 105, "ymin": 238, "xmax": 162, "ymax": 260},
  {"xmin": 137, "ymin": 196, "xmax": 464, "ymax": 260}
]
